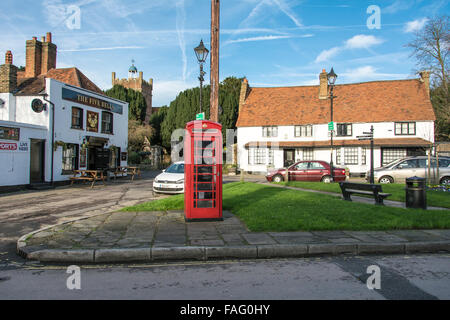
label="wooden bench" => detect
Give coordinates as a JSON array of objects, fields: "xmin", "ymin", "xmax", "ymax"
[
  {"xmin": 339, "ymin": 182, "xmax": 391, "ymax": 205},
  {"xmin": 110, "ymin": 166, "xmax": 141, "ymax": 182},
  {"xmin": 70, "ymin": 170, "xmax": 106, "ymax": 188}
]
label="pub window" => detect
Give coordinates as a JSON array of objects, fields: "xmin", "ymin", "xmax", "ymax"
[
  {"xmin": 382, "ymin": 148, "xmax": 407, "ymax": 165},
  {"xmin": 344, "ymin": 147, "xmax": 358, "ymax": 165},
  {"xmin": 395, "ymin": 122, "xmax": 415, "ymax": 135},
  {"xmin": 295, "ymin": 125, "xmax": 313, "ymax": 137},
  {"xmin": 248, "ymin": 148, "xmax": 270, "ymax": 165},
  {"xmin": 262, "ymin": 126, "xmax": 278, "ymax": 137},
  {"xmin": 268, "ymin": 149, "xmax": 274, "ymax": 165},
  {"xmin": 101, "ymin": 111, "xmax": 113, "ymax": 134},
  {"xmin": 337, "ymin": 123, "xmax": 352, "ymax": 136},
  {"xmin": 336, "ymin": 148, "xmax": 341, "ymax": 164},
  {"xmin": 62, "ymin": 144, "xmax": 79, "ymax": 173},
  {"xmin": 361, "ymin": 148, "xmax": 367, "ymax": 165},
  {"xmin": 302, "ymin": 148, "xmax": 314, "ymax": 161},
  {"xmin": 71, "ymin": 107, "xmax": 83, "ymax": 129}
]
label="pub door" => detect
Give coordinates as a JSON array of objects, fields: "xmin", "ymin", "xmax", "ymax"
[
  {"xmin": 88, "ymin": 147, "xmax": 110, "ymax": 170},
  {"xmin": 30, "ymin": 139, "xmax": 45, "ymax": 183}
]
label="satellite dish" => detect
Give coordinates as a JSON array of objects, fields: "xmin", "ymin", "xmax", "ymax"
[{"xmin": 31, "ymin": 99, "xmax": 45, "ymax": 113}]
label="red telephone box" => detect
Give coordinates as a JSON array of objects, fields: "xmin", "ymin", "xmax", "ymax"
[{"xmin": 184, "ymin": 120, "xmax": 223, "ymax": 221}]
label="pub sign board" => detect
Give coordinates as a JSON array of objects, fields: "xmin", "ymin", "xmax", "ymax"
[
  {"xmin": 86, "ymin": 111, "xmax": 99, "ymax": 133},
  {"xmin": 62, "ymin": 88, "xmax": 123, "ymax": 114},
  {"xmin": 0, "ymin": 126, "xmax": 20, "ymax": 141},
  {"xmin": 0, "ymin": 142, "xmax": 17, "ymax": 150}
]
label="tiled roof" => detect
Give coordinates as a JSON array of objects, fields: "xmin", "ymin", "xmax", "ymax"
[
  {"xmin": 244, "ymin": 138, "xmax": 432, "ymax": 148},
  {"xmin": 16, "ymin": 67, "xmax": 104, "ymax": 96},
  {"xmin": 236, "ymin": 79, "xmax": 435, "ymax": 127}
]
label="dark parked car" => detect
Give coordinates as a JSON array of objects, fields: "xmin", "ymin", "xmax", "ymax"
[{"xmin": 266, "ymin": 160, "xmax": 347, "ymax": 183}]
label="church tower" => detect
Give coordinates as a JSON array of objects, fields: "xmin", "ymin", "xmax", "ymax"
[{"xmin": 112, "ymin": 60, "xmax": 153, "ymax": 123}]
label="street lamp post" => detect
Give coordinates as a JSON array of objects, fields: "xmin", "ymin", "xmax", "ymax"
[
  {"xmin": 194, "ymin": 40, "xmax": 209, "ymax": 115},
  {"xmin": 327, "ymin": 68, "xmax": 337, "ymax": 182}
]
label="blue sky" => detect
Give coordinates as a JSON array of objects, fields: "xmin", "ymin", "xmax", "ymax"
[{"xmin": 1, "ymin": 0, "xmax": 448, "ymax": 106}]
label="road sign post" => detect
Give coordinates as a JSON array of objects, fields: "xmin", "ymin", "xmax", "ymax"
[{"xmin": 357, "ymin": 126, "xmax": 375, "ymax": 184}]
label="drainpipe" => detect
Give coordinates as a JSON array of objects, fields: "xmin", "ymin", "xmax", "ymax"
[{"xmin": 42, "ymin": 94, "xmax": 55, "ymax": 185}]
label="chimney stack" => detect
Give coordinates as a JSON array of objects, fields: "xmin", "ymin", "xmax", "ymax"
[
  {"xmin": 319, "ymin": 69, "xmax": 328, "ymax": 100},
  {"xmin": 0, "ymin": 51, "xmax": 18, "ymax": 93},
  {"xmin": 25, "ymin": 37, "xmax": 42, "ymax": 77},
  {"xmin": 419, "ymin": 70, "xmax": 431, "ymax": 98},
  {"xmin": 41, "ymin": 32, "xmax": 57, "ymax": 74},
  {"xmin": 239, "ymin": 78, "xmax": 249, "ymax": 112},
  {"xmin": 25, "ymin": 32, "xmax": 57, "ymax": 77}
]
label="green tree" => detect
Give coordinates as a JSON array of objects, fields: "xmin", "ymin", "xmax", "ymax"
[
  {"xmin": 160, "ymin": 77, "xmax": 242, "ymax": 150},
  {"xmin": 149, "ymin": 106, "xmax": 168, "ymax": 145},
  {"xmin": 104, "ymin": 85, "xmax": 147, "ymax": 122}
]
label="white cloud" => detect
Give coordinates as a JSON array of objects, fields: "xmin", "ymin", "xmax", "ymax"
[
  {"xmin": 315, "ymin": 47, "xmax": 342, "ymax": 63},
  {"xmin": 345, "ymin": 35, "xmax": 384, "ymax": 49},
  {"xmin": 341, "ymin": 66, "xmax": 409, "ymax": 82},
  {"xmin": 272, "ymin": 0, "xmax": 302, "ymax": 28},
  {"xmin": 315, "ymin": 35, "xmax": 384, "ymax": 63},
  {"xmin": 404, "ymin": 18, "xmax": 428, "ymax": 33}
]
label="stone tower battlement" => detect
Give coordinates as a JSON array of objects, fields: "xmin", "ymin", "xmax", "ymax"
[{"xmin": 112, "ymin": 67, "xmax": 153, "ymax": 123}]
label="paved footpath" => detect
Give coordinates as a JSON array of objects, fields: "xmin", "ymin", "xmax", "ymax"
[{"xmin": 18, "ymin": 208, "xmax": 450, "ymax": 263}]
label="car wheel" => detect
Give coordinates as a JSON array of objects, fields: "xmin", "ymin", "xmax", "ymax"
[
  {"xmin": 321, "ymin": 175, "xmax": 332, "ymax": 183},
  {"xmin": 379, "ymin": 176, "xmax": 393, "ymax": 184},
  {"xmin": 273, "ymin": 174, "xmax": 284, "ymax": 183},
  {"xmin": 440, "ymin": 176, "xmax": 450, "ymax": 185}
]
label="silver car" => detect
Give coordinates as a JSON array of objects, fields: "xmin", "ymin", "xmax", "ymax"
[{"xmin": 367, "ymin": 156, "xmax": 450, "ymax": 184}]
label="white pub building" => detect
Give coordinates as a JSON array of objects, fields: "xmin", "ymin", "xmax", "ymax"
[
  {"xmin": 236, "ymin": 69, "xmax": 435, "ymax": 177},
  {"xmin": 0, "ymin": 33, "xmax": 128, "ymax": 188}
]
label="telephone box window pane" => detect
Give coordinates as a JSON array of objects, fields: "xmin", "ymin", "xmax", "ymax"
[
  {"xmin": 196, "ymin": 166, "xmax": 213, "ymax": 174},
  {"xmin": 197, "ymin": 175, "xmax": 213, "ymax": 182},
  {"xmin": 197, "ymin": 201, "xmax": 214, "ymax": 208}
]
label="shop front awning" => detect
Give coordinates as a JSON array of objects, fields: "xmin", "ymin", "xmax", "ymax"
[{"xmin": 244, "ymin": 138, "xmax": 433, "ymax": 149}]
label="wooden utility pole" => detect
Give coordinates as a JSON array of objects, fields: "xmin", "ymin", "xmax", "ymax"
[{"xmin": 210, "ymin": 0, "xmax": 220, "ymax": 123}]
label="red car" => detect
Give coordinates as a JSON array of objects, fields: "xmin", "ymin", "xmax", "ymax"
[{"xmin": 265, "ymin": 160, "xmax": 347, "ymax": 183}]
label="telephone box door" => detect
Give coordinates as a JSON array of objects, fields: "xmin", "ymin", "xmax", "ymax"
[{"xmin": 184, "ymin": 121, "xmax": 222, "ymax": 221}]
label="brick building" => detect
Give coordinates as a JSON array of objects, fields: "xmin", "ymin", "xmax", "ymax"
[{"xmin": 112, "ymin": 62, "xmax": 153, "ymax": 122}]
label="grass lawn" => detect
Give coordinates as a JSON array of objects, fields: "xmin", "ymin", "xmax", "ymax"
[
  {"xmin": 275, "ymin": 181, "xmax": 450, "ymax": 209},
  {"xmin": 123, "ymin": 182, "xmax": 450, "ymax": 232}
]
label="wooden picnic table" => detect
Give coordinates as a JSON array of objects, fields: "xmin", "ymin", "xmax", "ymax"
[
  {"xmin": 109, "ymin": 166, "xmax": 141, "ymax": 181},
  {"xmin": 70, "ymin": 170, "xmax": 107, "ymax": 188}
]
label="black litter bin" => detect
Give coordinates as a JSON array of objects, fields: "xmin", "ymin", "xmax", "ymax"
[{"xmin": 405, "ymin": 176, "xmax": 427, "ymax": 209}]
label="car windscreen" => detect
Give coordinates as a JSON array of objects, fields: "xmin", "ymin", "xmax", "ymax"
[{"xmin": 165, "ymin": 163, "xmax": 184, "ymax": 174}]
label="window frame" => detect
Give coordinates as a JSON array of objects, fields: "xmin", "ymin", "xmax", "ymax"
[
  {"xmin": 302, "ymin": 148, "xmax": 314, "ymax": 161},
  {"xmin": 395, "ymin": 122, "xmax": 416, "ymax": 135},
  {"xmin": 262, "ymin": 126, "xmax": 278, "ymax": 137},
  {"xmin": 101, "ymin": 111, "xmax": 114, "ymax": 134},
  {"xmin": 336, "ymin": 123, "xmax": 352, "ymax": 137},
  {"xmin": 71, "ymin": 107, "xmax": 83, "ymax": 130},
  {"xmin": 344, "ymin": 147, "xmax": 358, "ymax": 165},
  {"xmin": 62, "ymin": 143, "xmax": 79, "ymax": 174},
  {"xmin": 294, "ymin": 125, "xmax": 313, "ymax": 137}
]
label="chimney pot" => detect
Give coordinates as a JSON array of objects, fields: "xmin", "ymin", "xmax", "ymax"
[
  {"xmin": 46, "ymin": 32, "xmax": 52, "ymax": 43},
  {"xmin": 5, "ymin": 51, "xmax": 13, "ymax": 65}
]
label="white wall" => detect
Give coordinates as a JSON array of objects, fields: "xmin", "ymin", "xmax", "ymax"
[
  {"xmin": 237, "ymin": 121, "xmax": 434, "ymax": 173},
  {"xmin": 0, "ymin": 120, "xmax": 47, "ymax": 186},
  {"xmin": 1, "ymin": 78, "xmax": 129, "ymax": 186}
]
